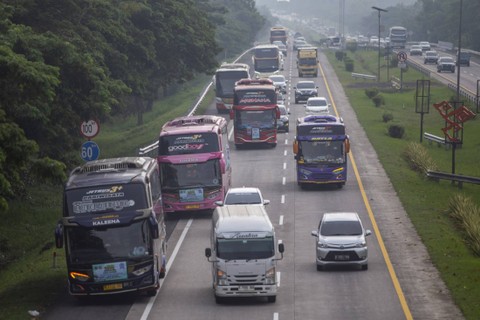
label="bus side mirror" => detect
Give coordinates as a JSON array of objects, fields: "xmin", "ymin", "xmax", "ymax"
[
  {"xmin": 205, "ymin": 248, "xmax": 212, "ymax": 258},
  {"xmin": 293, "ymin": 141, "xmax": 299, "ymax": 155},
  {"xmin": 229, "ymin": 110, "xmax": 234, "ymax": 120},
  {"xmin": 149, "ymin": 215, "xmax": 159, "ymax": 239},
  {"xmin": 220, "ymin": 158, "xmax": 226, "ymax": 174},
  {"xmin": 55, "ymin": 222, "xmax": 63, "ymax": 249},
  {"xmin": 345, "ymin": 138, "xmax": 350, "ymax": 153}
]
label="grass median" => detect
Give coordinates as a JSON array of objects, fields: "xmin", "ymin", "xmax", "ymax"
[{"xmin": 324, "ymin": 48, "xmax": 480, "ymax": 319}]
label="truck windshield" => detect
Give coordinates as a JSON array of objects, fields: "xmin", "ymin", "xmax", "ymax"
[
  {"xmin": 299, "ymin": 140, "xmax": 344, "ymax": 164},
  {"xmin": 217, "ymin": 238, "xmax": 274, "ymax": 260},
  {"xmin": 66, "ymin": 219, "xmax": 152, "ymax": 264},
  {"xmin": 161, "ymin": 159, "xmax": 221, "ymax": 189}
]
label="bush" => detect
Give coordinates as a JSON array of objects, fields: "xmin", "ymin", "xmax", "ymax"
[
  {"xmin": 382, "ymin": 112, "xmax": 393, "ymax": 123},
  {"xmin": 403, "ymin": 142, "xmax": 439, "ymax": 173},
  {"xmin": 365, "ymin": 88, "xmax": 379, "ymax": 99},
  {"xmin": 372, "ymin": 93, "xmax": 385, "ymax": 107},
  {"xmin": 388, "ymin": 124, "xmax": 405, "ymax": 139},
  {"xmin": 335, "ymin": 51, "xmax": 345, "ymax": 61},
  {"xmin": 344, "ymin": 58, "xmax": 354, "ymax": 72},
  {"xmin": 346, "ymin": 41, "xmax": 357, "ymax": 52},
  {"xmin": 448, "ymin": 194, "xmax": 480, "ymax": 256}
]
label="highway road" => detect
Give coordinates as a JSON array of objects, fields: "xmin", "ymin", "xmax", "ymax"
[{"xmin": 45, "ymin": 44, "xmax": 465, "ymax": 320}]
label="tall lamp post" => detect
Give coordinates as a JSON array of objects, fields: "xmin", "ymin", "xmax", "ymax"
[{"xmin": 372, "ymin": 6, "xmax": 388, "ymax": 82}]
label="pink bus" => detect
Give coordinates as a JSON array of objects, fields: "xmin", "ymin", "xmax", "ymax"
[{"xmin": 157, "ymin": 115, "xmax": 231, "ymax": 213}]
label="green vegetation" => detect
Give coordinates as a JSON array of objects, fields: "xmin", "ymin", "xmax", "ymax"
[{"xmin": 324, "ymin": 49, "xmax": 480, "ymax": 319}]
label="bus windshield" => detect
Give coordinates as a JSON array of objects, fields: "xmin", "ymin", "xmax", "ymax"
[
  {"xmin": 161, "ymin": 160, "xmax": 221, "ymax": 189},
  {"xmin": 254, "ymin": 48, "xmax": 278, "ymax": 59},
  {"xmin": 299, "ymin": 140, "xmax": 344, "ymax": 164},
  {"xmin": 254, "ymin": 59, "xmax": 279, "ymax": 73},
  {"xmin": 66, "ymin": 219, "xmax": 152, "ymax": 265},
  {"xmin": 159, "ymin": 132, "xmax": 219, "ymax": 155},
  {"xmin": 216, "ymin": 71, "xmax": 249, "ymax": 97},
  {"xmin": 217, "ymin": 237, "xmax": 274, "ymax": 260},
  {"xmin": 234, "ymin": 110, "xmax": 276, "ymax": 130}
]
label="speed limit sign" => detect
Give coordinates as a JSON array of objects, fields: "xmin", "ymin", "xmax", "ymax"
[{"xmin": 80, "ymin": 119, "xmax": 100, "ymax": 139}]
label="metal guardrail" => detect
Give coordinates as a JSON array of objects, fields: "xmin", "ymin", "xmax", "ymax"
[
  {"xmin": 423, "ymin": 132, "xmax": 450, "ymax": 149},
  {"xmin": 138, "ymin": 47, "xmax": 254, "ymax": 156},
  {"xmin": 351, "ymin": 72, "xmax": 376, "ymax": 81},
  {"xmin": 426, "ymin": 170, "xmax": 480, "ymax": 188}
]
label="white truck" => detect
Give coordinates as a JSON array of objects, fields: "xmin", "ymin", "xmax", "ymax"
[{"xmin": 205, "ymin": 205, "xmax": 284, "ymax": 303}]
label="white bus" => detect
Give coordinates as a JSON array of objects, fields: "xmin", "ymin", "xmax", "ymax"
[{"xmin": 388, "ymin": 26, "xmax": 407, "ymax": 49}]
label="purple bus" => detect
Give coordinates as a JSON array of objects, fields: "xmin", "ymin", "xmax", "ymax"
[
  {"xmin": 157, "ymin": 115, "xmax": 231, "ymax": 213},
  {"xmin": 293, "ymin": 115, "xmax": 350, "ymax": 188}
]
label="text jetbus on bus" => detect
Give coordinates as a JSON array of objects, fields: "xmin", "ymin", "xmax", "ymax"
[
  {"xmin": 293, "ymin": 115, "xmax": 350, "ymax": 188},
  {"xmin": 54, "ymin": 157, "xmax": 167, "ymax": 297},
  {"xmin": 231, "ymin": 78, "xmax": 280, "ymax": 148},
  {"xmin": 157, "ymin": 115, "xmax": 231, "ymax": 214},
  {"xmin": 213, "ymin": 63, "xmax": 250, "ymax": 114}
]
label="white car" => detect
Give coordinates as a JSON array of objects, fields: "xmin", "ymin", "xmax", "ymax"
[
  {"xmin": 269, "ymin": 75, "xmax": 288, "ymax": 94},
  {"xmin": 311, "ymin": 212, "xmax": 372, "ymax": 271},
  {"xmin": 216, "ymin": 187, "xmax": 270, "ymax": 206},
  {"xmin": 304, "ymin": 97, "xmax": 330, "ymax": 114}
]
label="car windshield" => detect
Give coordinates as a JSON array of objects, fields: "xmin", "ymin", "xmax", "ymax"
[
  {"xmin": 307, "ymin": 99, "xmax": 327, "ymax": 106},
  {"xmin": 297, "ymin": 82, "xmax": 315, "ymax": 89},
  {"xmin": 224, "ymin": 192, "xmax": 262, "ymax": 204},
  {"xmin": 440, "ymin": 57, "xmax": 454, "ymax": 63},
  {"xmin": 320, "ymin": 220, "xmax": 363, "ymax": 236}
]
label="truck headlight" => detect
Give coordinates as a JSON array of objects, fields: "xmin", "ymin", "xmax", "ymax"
[
  {"xmin": 265, "ymin": 267, "xmax": 276, "ymax": 284},
  {"xmin": 216, "ymin": 269, "xmax": 227, "ymax": 285}
]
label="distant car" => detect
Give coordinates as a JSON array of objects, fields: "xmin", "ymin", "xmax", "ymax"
[
  {"xmin": 269, "ymin": 75, "xmax": 288, "ymax": 94},
  {"xmin": 304, "ymin": 97, "xmax": 330, "ymax": 115},
  {"xmin": 456, "ymin": 51, "xmax": 470, "ymax": 67},
  {"xmin": 409, "ymin": 45, "xmax": 423, "ymax": 56},
  {"xmin": 277, "ymin": 104, "xmax": 290, "ymax": 132},
  {"xmin": 437, "ymin": 56, "xmax": 456, "ymax": 73},
  {"xmin": 419, "ymin": 41, "xmax": 431, "ymax": 51},
  {"xmin": 424, "ymin": 50, "xmax": 439, "ymax": 64},
  {"xmin": 294, "ymin": 39, "xmax": 307, "ymax": 50},
  {"xmin": 216, "ymin": 187, "xmax": 269, "ymax": 206},
  {"xmin": 311, "ymin": 212, "xmax": 372, "ymax": 271},
  {"xmin": 294, "ymin": 81, "xmax": 318, "ymax": 103},
  {"xmin": 277, "ymin": 91, "xmax": 286, "ymax": 105}
]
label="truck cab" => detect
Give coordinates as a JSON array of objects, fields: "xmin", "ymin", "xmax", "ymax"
[{"xmin": 205, "ymin": 205, "xmax": 284, "ymax": 303}]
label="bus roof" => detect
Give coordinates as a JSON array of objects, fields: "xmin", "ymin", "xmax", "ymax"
[
  {"xmin": 160, "ymin": 115, "xmax": 227, "ymax": 136},
  {"xmin": 66, "ymin": 157, "xmax": 156, "ymax": 189},
  {"xmin": 297, "ymin": 115, "xmax": 343, "ymax": 125},
  {"xmin": 213, "ymin": 205, "xmax": 274, "ymax": 234},
  {"xmin": 217, "ymin": 63, "xmax": 250, "ymax": 71}
]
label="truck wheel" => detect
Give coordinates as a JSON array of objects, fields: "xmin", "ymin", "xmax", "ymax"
[
  {"xmin": 267, "ymin": 296, "xmax": 276, "ymax": 303},
  {"xmin": 215, "ymin": 295, "xmax": 224, "ymax": 304}
]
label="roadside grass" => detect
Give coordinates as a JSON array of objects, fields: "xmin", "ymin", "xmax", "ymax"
[
  {"xmin": 325, "ymin": 49, "xmax": 480, "ymax": 319},
  {"xmin": 0, "ymin": 76, "xmax": 214, "ymax": 320}
]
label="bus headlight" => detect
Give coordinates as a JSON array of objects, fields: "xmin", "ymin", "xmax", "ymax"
[
  {"xmin": 132, "ymin": 265, "xmax": 152, "ymax": 276},
  {"xmin": 70, "ymin": 271, "xmax": 90, "ymax": 282}
]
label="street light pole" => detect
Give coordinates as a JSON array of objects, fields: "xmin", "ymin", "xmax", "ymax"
[
  {"xmin": 372, "ymin": 6, "xmax": 388, "ymax": 82},
  {"xmin": 452, "ymin": 0, "xmax": 464, "ymax": 175}
]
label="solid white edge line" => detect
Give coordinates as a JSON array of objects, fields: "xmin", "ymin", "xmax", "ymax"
[{"xmin": 138, "ymin": 218, "xmax": 194, "ymax": 320}]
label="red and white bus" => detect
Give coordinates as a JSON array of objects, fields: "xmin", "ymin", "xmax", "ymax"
[
  {"xmin": 231, "ymin": 78, "xmax": 280, "ymax": 148},
  {"xmin": 213, "ymin": 63, "xmax": 250, "ymax": 114},
  {"xmin": 157, "ymin": 115, "xmax": 231, "ymax": 213}
]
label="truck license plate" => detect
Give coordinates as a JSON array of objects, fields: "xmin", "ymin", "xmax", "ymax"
[
  {"xmin": 103, "ymin": 283, "xmax": 123, "ymax": 291},
  {"xmin": 334, "ymin": 255, "xmax": 350, "ymax": 261},
  {"xmin": 239, "ymin": 286, "xmax": 254, "ymax": 292}
]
